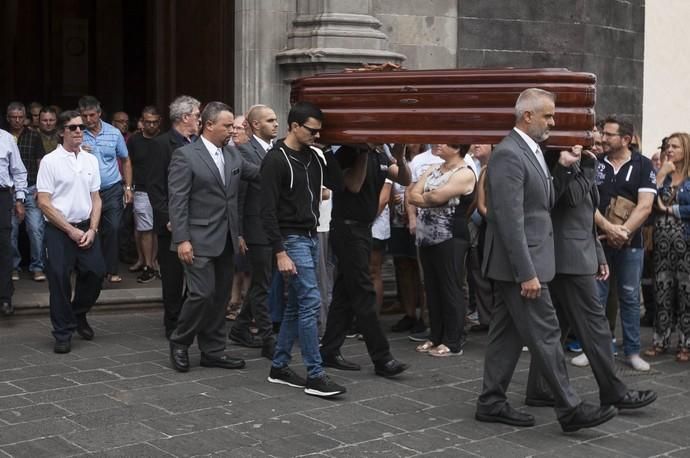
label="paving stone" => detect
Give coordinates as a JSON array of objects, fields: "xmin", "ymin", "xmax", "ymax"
[
  {"xmin": 106, "ymin": 362, "xmax": 169, "ymax": 378},
  {"xmin": 63, "ymin": 369, "xmax": 123, "ymax": 385},
  {"xmin": 230, "ymin": 413, "xmax": 331, "ymax": 443},
  {"xmin": 327, "ymin": 439, "xmax": 416, "ymax": 457},
  {"xmin": 105, "ymin": 375, "xmax": 172, "ymax": 391},
  {"xmin": 0, "ymin": 418, "xmax": 82, "ymax": 446},
  {"xmin": 0, "ymin": 383, "xmax": 24, "ymax": 397},
  {"xmin": 0, "ymin": 403, "xmax": 71, "ymax": 424},
  {"xmin": 55, "ymin": 395, "xmax": 127, "ymax": 414},
  {"xmin": 463, "ymin": 437, "xmax": 539, "ymax": 458},
  {"xmin": 361, "ymin": 395, "xmax": 430, "ymax": 415},
  {"xmin": 150, "ymin": 427, "xmax": 257, "ymax": 456},
  {"xmin": 0, "ymin": 396, "xmax": 32, "ymax": 411},
  {"xmin": 64, "ymin": 357, "xmax": 123, "ymax": 371},
  {"xmin": 303, "ymin": 403, "xmax": 388, "ymax": 428},
  {"xmin": 204, "ymin": 386, "xmax": 268, "ymax": 405},
  {"xmin": 209, "ymin": 445, "xmax": 272, "ymax": 457},
  {"xmin": 667, "ymin": 447, "xmax": 690, "ymax": 457},
  {"xmin": 413, "ymin": 447, "xmax": 478, "ymax": 457},
  {"xmin": 142, "ymin": 407, "xmax": 241, "ymax": 435},
  {"xmin": 384, "ymin": 427, "xmax": 469, "ymax": 453},
  {"xmin": 9, "ymin": 375, "xmax": 78, "ymax": 393},
  {"xmin": 84, "ymin": 443, "xmax": 174, "ymax": 457},
  {"xmin": 532, "ymin": 442, "xmax": 628, "ymax": 458},
  {"xmin": 0, "ymin": 435, "xmax": 85, "ymax": 457},
  {"xmin": 437, "ymin": 418, "xmax": 518, "ymax": 441},
  {"xmin": 108, "ymin": 381, "xmax": 212, "ymax": 404},
  {"xmin": 634, "ymin": 417, "xmax": 690, "ymax": 447},
  {"xmin": 108, "ymin": 350, "xmax": 168, "ymax": 364},
  {"xmin": 318, "ymin": 419, "xmax": 404, "ymax": 445},
  {"xmin": 69, "ymin": 404, "xmax": 168, "ymax": 428},
  {"xmin": 65, "ymin": 422, "xmax": 166, "ymax": 452},
  {"xmin": 258, "ymin": 433, "xmax": 342, "ymax": 456},
  {"xmin": 589, "ymin": 431, "xmax": 679, "ymax": 457},
  {"xmin": 24, "ymin": 382, "xmax": 116, "ymax": 403},
  {"xmin": 377, "ymin": 411, "xmax": 452, "ymax": 433},
  {"xmin": 0, "ymin": 364, "xmax": 78, "ymax": 382}
]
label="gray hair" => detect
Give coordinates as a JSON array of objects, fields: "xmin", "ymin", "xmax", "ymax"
[
  {"xmin": 7, "ymin": 102, "xmax": 26, "ymax": 115},
  {"xmin": 78, "ymin": 95, "xmax": 102, "ymax": 113},
  {"xmin": 201, "ymin": 101, "xmax": 232, "ymax": 128},
  {"xmin": 169, "ymin": 95, "xmax": 201, "ymax": 123},
  {"xmin": 514, "ymin": 88, "xmax": 555, "ymax": 119}
]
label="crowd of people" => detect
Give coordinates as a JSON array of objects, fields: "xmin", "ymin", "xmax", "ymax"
[{"xmin": 0, "ymin": 87, "xmax": 687, "ymax": 432}]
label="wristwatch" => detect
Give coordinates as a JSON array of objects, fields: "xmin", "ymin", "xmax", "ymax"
[{"xmin": 124, "ymin": 185, "xmax": 133, "ymax": 191}]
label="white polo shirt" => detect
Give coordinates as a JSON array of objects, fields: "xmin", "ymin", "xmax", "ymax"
[{"xmin": 36, "ymin": 144, "xmax": 101, "ymax": 223}]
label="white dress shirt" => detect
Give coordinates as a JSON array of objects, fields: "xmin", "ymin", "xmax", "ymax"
[{"xmin": 201, "ymin": 135, "xmax": 225, "ymax": 184}]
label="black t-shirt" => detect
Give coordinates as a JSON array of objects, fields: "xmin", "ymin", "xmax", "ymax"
[
  {"xmin": 333, "ymin": 146, "xmax": 390, "ymax": 223},
  {"xmin": 127, "ymin": 133, "xmax": 156, "ymax": 191},
  {"xmin": 595, "ymin": 152, "xmax": 656, "ymax": 249}
]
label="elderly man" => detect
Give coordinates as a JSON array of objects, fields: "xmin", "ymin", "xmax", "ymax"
[
  {"xmin": 167, "ymin": 101, "xmax": 258, "ymax": 372},
  {"xmin": 0, "ymin": 126, "xmax": 27, "ymax": 316},
  {"xmin": 79, "ymin": 96, "xmax": 132, "ymax": 284},
  {"xmin": 37, "ymin": 110, "xmax": 104, "ymax": 353},
  {"xmin": 148, "ymin": 95, "xmax": 200, "ymax": 338},
  {"xmin": 6, "ymin": 102, "xmax": 46, "ymax": 282},
  {"xmin": 475, "ymin": 88, "xmax": 617, "ymax": 433}
]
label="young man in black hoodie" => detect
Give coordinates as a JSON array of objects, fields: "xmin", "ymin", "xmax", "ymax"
[{"xmin": 260, "ymin": 102, "xmax": 345, "ymax": 397}]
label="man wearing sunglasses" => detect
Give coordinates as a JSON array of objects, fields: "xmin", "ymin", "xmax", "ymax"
[{"xmin": 36, "ymin": 111, "xmax": 104, "ymax": 353}]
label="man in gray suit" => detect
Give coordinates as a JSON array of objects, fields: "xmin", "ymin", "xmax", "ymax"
[
  {"xmin": 167, "ymin": 101, "xmax": 258, "ymax": 372},
  {"xmin": 230, "ymin": 104, "xmax": 279, "ymax": 359},
  {"xmin": 475, "ymin": 88, "xmax": 617, "ymax": 433},
  {"xmin": 524, "ymin": 146, "xmax": 657, "ymax": 410}
]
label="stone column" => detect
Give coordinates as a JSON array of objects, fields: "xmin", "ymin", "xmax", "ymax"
[
  {"xmin": 276, "ymin": 0, "xmax": 406, "ymax": 95},
  {"xmin": 234, "ymin": 0, "xmax": 295, "ymax": 122}
]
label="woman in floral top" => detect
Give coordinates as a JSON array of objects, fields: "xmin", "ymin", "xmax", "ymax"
[{"xmin": 407, "ymin": 144, "xmax": 476, "ymax": 357}]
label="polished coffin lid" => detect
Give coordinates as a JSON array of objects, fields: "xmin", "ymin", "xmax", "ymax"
[{"xmin": 291, "ymin": 68, "xmax": 596, "ymax": 148}]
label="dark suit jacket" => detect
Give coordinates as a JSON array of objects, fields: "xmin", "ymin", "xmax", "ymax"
[
  {"xmin": 147, "ymin": 129, "xmax": 191, "ymax": 235},
  {"xmin": 168, "ymin": 140, "xmax": 259, "ymax": 257},
  {"xmin": 482, "ymin": 129, "xmax": 570, "ymax": 283},
  {"xmin": 551, "ymin": 156, "xmax": 606, "ymax": 275},
  {"xmin": 238, "ymin": 137, "xmax": 270, "ymax": 245}
]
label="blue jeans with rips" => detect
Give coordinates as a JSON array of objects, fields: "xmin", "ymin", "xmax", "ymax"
[
  {"xmin": 271, "ymin": 235, "xmax": 324, "ymax": 379},
  {"xmin": 597, "ymin": 247, "xmax": 644, "ymax": 356}
]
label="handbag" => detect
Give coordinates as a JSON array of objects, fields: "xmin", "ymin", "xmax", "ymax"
[{"xmin": 604, "ymin": 195, "xmax": 636, "ymax": 225}]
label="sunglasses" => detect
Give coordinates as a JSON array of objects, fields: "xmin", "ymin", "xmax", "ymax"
[
  {"xmin": 300, "ymin": 124, "xmax": 321, "ymax": 135},
  {"xmin": 65, "ymin": 124, "xmax": 87, "ymax": 131}
]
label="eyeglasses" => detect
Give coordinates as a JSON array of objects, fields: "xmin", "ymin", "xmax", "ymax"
[
  {"xmin": 300, "ymin": 124, "xmax": 321, "ymax": 135},
  {"xmin": 65, "ymin": 124, "xmax": 87, "ymax": 131},
  {"xmin": 601, "ymin": 132, "xmax": 620, "ymax": 138}
]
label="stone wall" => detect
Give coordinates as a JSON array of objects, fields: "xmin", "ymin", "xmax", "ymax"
[{"xmin": 457, "ymin": 0, "xmax": 645, "ymax": 131}]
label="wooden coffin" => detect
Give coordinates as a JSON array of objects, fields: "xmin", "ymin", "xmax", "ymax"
[{"xmin": 290, "ymin": 68, "xmax": 596, "ymax": 148}]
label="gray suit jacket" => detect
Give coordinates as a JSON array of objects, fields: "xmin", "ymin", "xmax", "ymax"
[
  {"xmin": 482, "ymin": 130, "xmax": 569, "ymax": 283},
  {"xmin": 168, "ymin": 140, "xmax": 259, "ymax": 257},
  {"xmin": 238, "ymin": 137, "xmax": 269, "ymax": 245},
  {"xmin": 552, "ymin": 156, "xmax": 606, "ymax": 275}
]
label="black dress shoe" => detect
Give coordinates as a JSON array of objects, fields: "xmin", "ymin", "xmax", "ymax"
[
  {"xmin": 229, "ymin": 328, "xmax": 263, "ymax": 348},
  {"xmin": 200, "ymin": 353, "xmax": 246, "ymax": 369},
  {"xmin": 525, "ymin": 396, "xmax": 556, "ymax": 407},
  {"xmin": 1, "ymin": 302, "xmax": 14, "ymax": 316},
  {"xmin": 54, "ymin": 339, "xmax": 71, "ymax": 354},
  {"xmin": 169, "ymin": 342, "xmax": 190, "ymax": 372},
  {"xmin": 475, "ymin": 403, "xmax": 535, "ymax": 427},
  {"xmin": 322, "ymin": 352, "xmax": 361, "ymax": 371},
  {"xmin": 374, "ymin": 359, "xmax": 409, "ymax": 378},
  {"xmin": 609, "ymin": 390, "xmax": 657, "ymax": 410},
  {"xmin": 470, "ymin": 323, "xmax": 489, "ymax": 333},
  {"xmin": 560, "ymin": 402, "xmax": 618, "ymax": 432},
  {"xmin": 261, "ymin": 339, "xmax": 276, "ymax": 360},
  {"xmin": 76, "ymin": 316, "xmax": 94, "ymax": 340}
]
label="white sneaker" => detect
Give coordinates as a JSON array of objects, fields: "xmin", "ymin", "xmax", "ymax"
[
  {"xmin": 571, "ymin": 353, "xmax": 590, "ymax": 367},
  {"xmin": 628, "ymin": 354, "xmax": 650, "ymax": 372},
  {"xmin": 522, "ymin": 346, "xmax": 529, "ymax": 352}
]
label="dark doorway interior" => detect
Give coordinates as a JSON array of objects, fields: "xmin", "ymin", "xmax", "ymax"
[{"xmin": 1, "ymin": 0, "xmax": 234, "ymax": 125}]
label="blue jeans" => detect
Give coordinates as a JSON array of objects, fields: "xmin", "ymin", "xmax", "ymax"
[
  {"xmin": 99, "ymin": 183, "xmax": 124, "ymax": 275},
  {"xmin": 11, "ymin": 185, "xmax": 45, "ymax": 272},
  {"xmin": 597, "ymin": 247, "xmax": 644, "ymax": 356},
  {"xmin": 268, "ymin": 269, "xmax": 285, "ymax": 323},
  {"xmin": 272, "ymin": 235, "xmax": 324, "ymax": 379}
]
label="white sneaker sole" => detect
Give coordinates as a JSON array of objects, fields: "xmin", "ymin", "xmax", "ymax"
[
  {"xmin": 304, "ymin": 388, "xmax": 345, "ymax": 397},
  {"xmin": 267, "ymin": 376, "xmax": 305, "ymax": 388}
]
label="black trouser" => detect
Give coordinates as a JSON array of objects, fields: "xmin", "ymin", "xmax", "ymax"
[
  {"xmin": 170, "ymin": 238, "xmax": 234, "ymax": 357},
  {"xmin": 419, "ymin": 238, "xmax": 469, "ymax": 353},
  {"xmin": 233, "ymin": 244, "xmax": 274, "ymax": 342},
  {"xmin": 320, "ymin": 218, "xmax": 392, "ymax": 363},
  {"xmin": 467, "ymin": 244, "xmax": 496, "ymax": 325},
  {"xmin": 44, "ymin": 222, "xmax": 105, "ymax": 342},
  {"xmin": 157, "ymin": 232, "xmax": 185, "ymax": 336},
  {"xmin": 0, "ymin": 191, "xmax": 13, "ymax": 305}
]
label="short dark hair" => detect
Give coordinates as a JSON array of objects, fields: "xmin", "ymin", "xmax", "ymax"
[
  {"xmin": 287, "ymin": 101, "xmax": 323, "ymax": 128},
  {"xmin": 447, "ymin": 144, "xmax": 470, "ymax": 157},
  {"xmin": 39, "ymin": 106, "xmax": 57, "ymax": 117},
  {"xmin": 141, "ymin": 105, "xmax": 159, "ymax": 117},
  {"xmin": 78, "ymin": 95, "xmax": 102, "ymax": 112},
  {"xmin": 603, "ymin": 115, "xmax": 634, "ymax": 138},
  {"xmin": 57, "ymin": 110, "xmax": 82, "ymax": 131},
  {"xmin": 200, "ymin": 101, "xmax": 232, "ymax": 129}
]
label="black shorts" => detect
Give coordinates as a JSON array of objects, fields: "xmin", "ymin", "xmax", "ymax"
[
  {"xmin": 372, "ymin": 237, "xmax": 388, "ymax": 252},
  {"xmin": 388, "ymin": 227, "xmax": 417, "ymax": 258}
]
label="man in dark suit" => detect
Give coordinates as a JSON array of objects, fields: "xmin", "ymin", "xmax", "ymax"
[
  {"xmin": 229, "ymin": 104, "xmax": 279, "ymax": 359},
  {"xmin": 525, "ymin": 146, "xmax": 657, "ymax": 410},
  {"xmin": 475, "ymin": 88, "xmax": 618, "ymax": 433},
  {"xmin": 147, "ymin": 95, "xmax": 200, "ymax": 338},
  {"xmin": 167, "ymin": 101, "xmax": 258, "ymax": 372}
]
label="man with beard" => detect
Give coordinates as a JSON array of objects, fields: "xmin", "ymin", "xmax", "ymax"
[{"xmin": 475, "ymin": 88, "xmax": 618, "ymax": 433}]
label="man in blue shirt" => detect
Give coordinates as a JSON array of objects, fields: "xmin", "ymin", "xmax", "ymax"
[{"xmin": 79, "ymin": 96, "xmax": 132, "ymax": 283}]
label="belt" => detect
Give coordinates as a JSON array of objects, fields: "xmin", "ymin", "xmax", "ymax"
[
  {"xmin": 337, "ymin": 218, "xmax": 372, "ymax": 228},
  {"xmin": 70, "ymin": 219, "xmax": 91, "ymax": 231},
  {"xmin": 0, "ymin": 186, "xmax": 11, "ymax": 192}
]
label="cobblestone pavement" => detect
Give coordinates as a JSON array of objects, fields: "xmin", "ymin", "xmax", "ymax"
[{"xmin": 0, "ymin": 310, "xmax": 688, "ymax": 457}]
